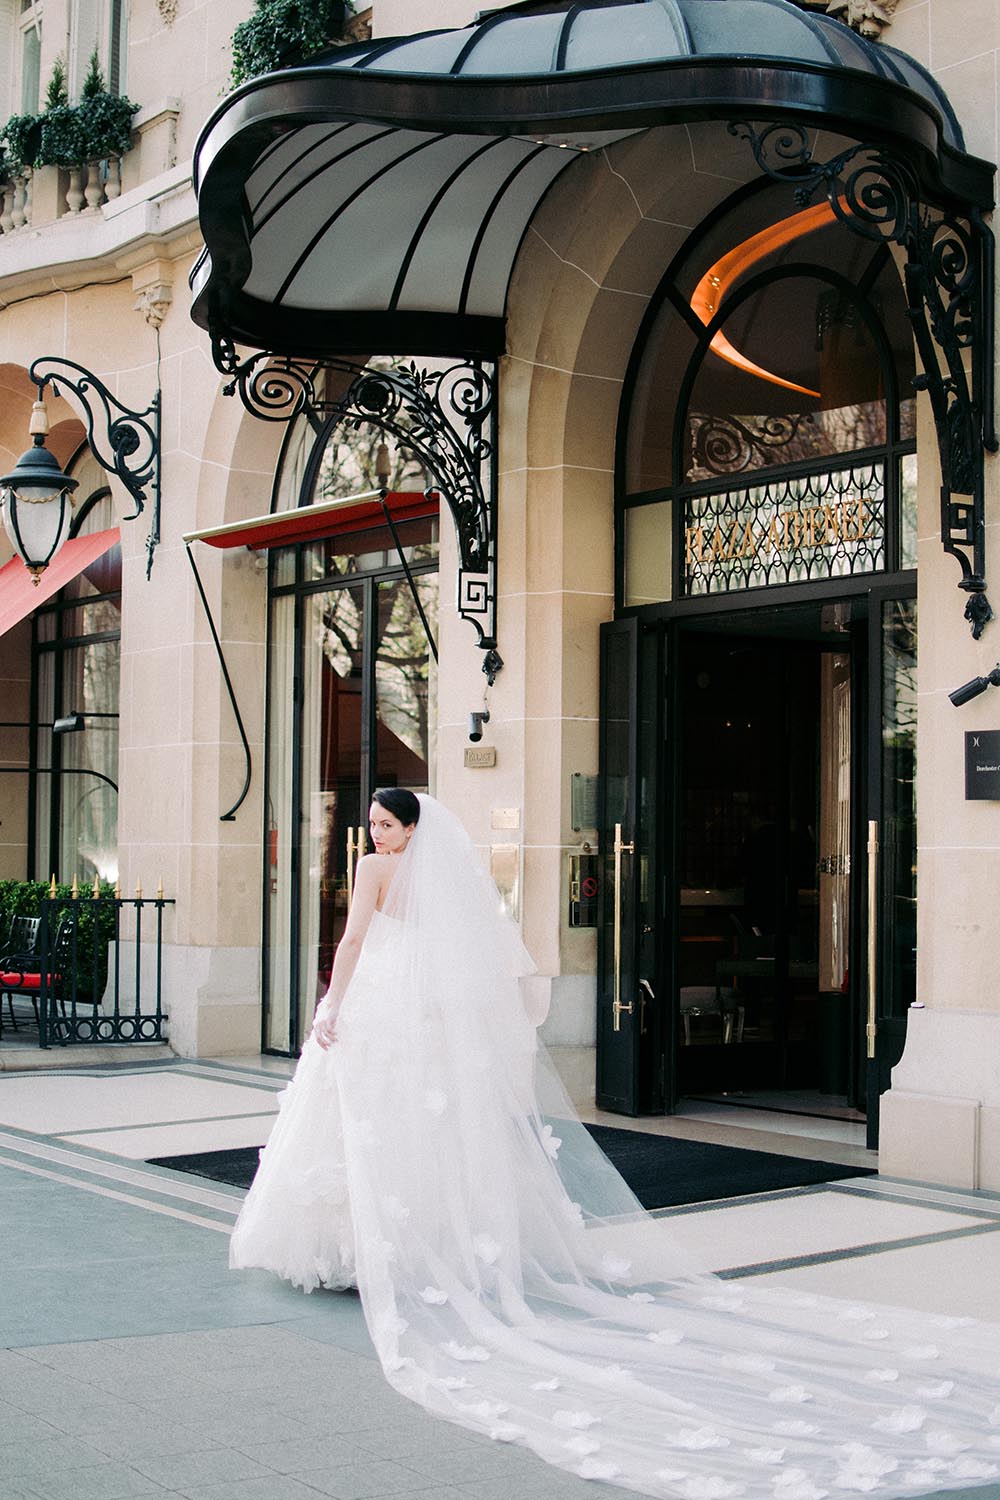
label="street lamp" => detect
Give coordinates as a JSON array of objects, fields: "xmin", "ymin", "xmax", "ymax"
[{"xmin": 0, "ymin": 401, "xmax": 78, "ymax": 582}]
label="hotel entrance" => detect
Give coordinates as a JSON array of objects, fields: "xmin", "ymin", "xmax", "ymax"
[
  {"xmin": 601, "ymin": 166, "xmax": 923, "ymax": 1146},
  {"xmin": 597, "ymin": 589, "xmax": 915, "ymax": 1147}
]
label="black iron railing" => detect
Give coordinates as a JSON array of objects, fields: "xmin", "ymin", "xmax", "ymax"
[{"xmin": 36, "ymin": 887, "xmax": 173, "ymax": 1047}]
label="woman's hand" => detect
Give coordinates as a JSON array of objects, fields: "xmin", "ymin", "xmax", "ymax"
[{"xmin": 312, "ymin": 999, "xmax": 338, "ymax": 1050}]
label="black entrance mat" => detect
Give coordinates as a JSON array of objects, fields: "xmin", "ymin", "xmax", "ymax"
[
  {"xmin": 581, "ymin": 1124, "xmax": 874, "ymax": 1208},
  {"xmin": 147, "ymin": 1126, "xmax": 873, "ymax": 1210}
]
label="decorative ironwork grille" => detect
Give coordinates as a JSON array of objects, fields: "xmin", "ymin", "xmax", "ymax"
[
  {"xmin": 36, "ymin": 891, "xmax": 173, "ymax": 1047},
  {"xmin": 682, "ymin": 462, "xmax": 886, "ymax": 596}
]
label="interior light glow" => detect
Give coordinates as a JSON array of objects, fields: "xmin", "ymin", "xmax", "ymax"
[{"xmin": 690, "ymin": 201, "xmax": 838, "ymax": 397}]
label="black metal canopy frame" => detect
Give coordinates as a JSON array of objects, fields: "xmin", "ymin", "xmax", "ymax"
[
  {"xmin": 730, "ymin": 122, "xmax": 998, "ymax": 635},
  {"xmin": 191, "ymin": 0, "xmax": 997, "ymax": 639},
  {"xmin": 215, "ymin": 345, "xmax": 502, "ymax": 679}
]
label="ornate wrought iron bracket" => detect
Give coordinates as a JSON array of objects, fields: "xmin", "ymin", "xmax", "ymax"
[
  {"xmin": 29, "ymin": 356, "xmax": 162, "ymax": 578},
  {"xmin": 211, "ymin": 337, "xmax": 500, "ymax": 670},
  {"xmin": 728, "ymin": 122, "xmax": 998, "ymax": 637}
]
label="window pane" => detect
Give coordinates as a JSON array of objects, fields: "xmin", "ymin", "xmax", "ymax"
[
  {"xmin": 265, "ymin": 594, "xmax": 295, "ymax": 1053},
  {"xmin": 374, "ymin": 573, "xmax": 437, "ymax": 791},
  {"xmin": 900, "ymin": 452, "xmax": 918, "ymax": 569},
  {"xmin": 625, "ymin": 501, "xmax": 672, "ymax": 606},
  {"xmin": 298, "ymin": 583, "xmax": 366, "ymax": 1049},
  {"xmin": 684, "ymin": 278, "xmax": 887, "ymax": 482},
  {"xmin": 57, "ymin": 639, "xmax": 120, "ymax": 883},
  {"xmin": 881, "ymin": 598, "xmax": 917, "ymax": 1016},
  {"xmin": 21, "ymin": 20, "xmax": 40, "ymax": 112},
  {"xmin": 303, "ymin": 514, "xmax": 438, "ymax": 583}
]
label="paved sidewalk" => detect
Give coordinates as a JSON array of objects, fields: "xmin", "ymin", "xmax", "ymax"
[{"xmin": 2, "ymin": 1055, "xmax": 1000, "ymax": 1500}]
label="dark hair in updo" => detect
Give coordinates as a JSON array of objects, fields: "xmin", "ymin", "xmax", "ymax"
[{"xmin": 372, "ymin": 787, "xmax": 420, "ymax": 827}]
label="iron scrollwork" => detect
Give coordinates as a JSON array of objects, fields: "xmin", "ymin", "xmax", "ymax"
[
  {"xmin": 728, "ymin": 121, "xmax": 997, "ymax": 637},
  {"xmin": 28, "ymin": 356, "xmax": 162, "ymax": 578},
  {"xmin": 690, "ymin": 412, "xmax": 814, "ymax": 476},
  {"xmin": 213, "ymin": 340, "xmax": 500, "ymax": 670}
]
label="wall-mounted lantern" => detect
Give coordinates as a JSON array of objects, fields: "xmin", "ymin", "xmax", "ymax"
[
  {"xmin": 0, "ymin": 402, "xmax": 79, "ymax": 582},
  {"xmin": 0, "ymin": 356, "xmax": 161, "ymax": 583}
]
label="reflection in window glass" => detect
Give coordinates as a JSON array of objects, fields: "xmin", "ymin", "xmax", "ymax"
[
  {"xmin": 900, "ymin": 453, "xmax": 918, "ymax": 569},
  {"xmin": 684, "ymin": 277, "xmax": 887, "ymax": 483},
  {"xmin": 33, "ymin": 475, "xmax": 121, "ymax": 883},
  {"xmin": 57, "ymin": 639, "xmax": 119, "ymax": 882},
  {"xmin": 375, "ymin": 574, "xmax": 437, "ymax": 790},
  {"xmin": 298, "ymin": 584, "xmax": 366, "ymax": 1049},
  {"xmin": 265, "ymin": 594, "xmax": 295, "ymax": 1052},
  {"xmin": 882, "ymin": 599, "xmax": 917, "ymax": 1016}
]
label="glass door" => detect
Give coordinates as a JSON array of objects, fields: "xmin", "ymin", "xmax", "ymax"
[
  {"xmin": 596, "ymin": 619, "xmax": 666, "ymax": 1114},
  {"xmin": 864, "ymin": 590, "xmax": 917, "ymax": 1146},
  {"xmin": 265, "ymin": 522, "xmax": 438, "ymax": 1055}
]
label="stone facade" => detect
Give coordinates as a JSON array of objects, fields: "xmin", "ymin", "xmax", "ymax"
[{"xmin": 0, "ymin": 0, "xmax": 996, "ymax": 1188}]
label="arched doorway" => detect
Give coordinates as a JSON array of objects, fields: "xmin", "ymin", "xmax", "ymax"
[{"xmin": 601, "ymin": 183, "xmax": 919, "ymax": 1145}]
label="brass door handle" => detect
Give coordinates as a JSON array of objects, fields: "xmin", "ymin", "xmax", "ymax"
[
  {"xmin": 613, "ymin": 822, "xmax": 635, "ymax": 1031},
  {"xmin": 866, "ymin": 819, "xmax": 878, "ymax": 1060},
  {"xmin": 346, "ymin": 826, "xmax": 367, "ymax": 912}
]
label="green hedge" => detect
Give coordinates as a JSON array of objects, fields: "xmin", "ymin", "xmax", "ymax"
[{"xmin": 0, "ymin": 880, "xmax": 118, "ymax": 1000}]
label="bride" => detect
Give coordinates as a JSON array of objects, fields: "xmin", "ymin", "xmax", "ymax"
[{"xmin": 231, "ymin": 789, "xmax": 1000, "ymax": 1500}]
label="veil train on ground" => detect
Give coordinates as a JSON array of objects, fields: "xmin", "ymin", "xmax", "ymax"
[{"xmin": 231, "ymin": 794, "xmax": 1000, "ymax": 1500}]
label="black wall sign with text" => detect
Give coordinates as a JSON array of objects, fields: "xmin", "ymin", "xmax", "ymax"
[{"xmin": 965, "ymin": 731, "xmax": 1000, "ymax": 799}]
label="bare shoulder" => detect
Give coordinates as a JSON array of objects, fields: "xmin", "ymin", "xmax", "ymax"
[{"xmin": 354, "ymin": 852, "xmax": 382, "ymax": 884}]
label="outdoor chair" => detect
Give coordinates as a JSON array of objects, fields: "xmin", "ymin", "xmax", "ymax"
[
  {"xmin": 0, "ymin": 914, "xmax": 42, "ymax": 1031},
  {"xmin": 0, "ymin": 911, "xmax": 88, "ymax": 1035}
]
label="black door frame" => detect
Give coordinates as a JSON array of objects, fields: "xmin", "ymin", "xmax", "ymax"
[{"xmin": 599, "ymin": 571, "xmax": 916, "ymax": 1132}]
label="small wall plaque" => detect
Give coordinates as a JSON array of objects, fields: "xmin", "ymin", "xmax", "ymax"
[
  {"xmin": 464, "ymin": 745, "xmax": 497, "ymax": 769},
  {"xmin": 965, "ymin": 731, "xmax": 1000, "ymax": 799},
  {"xmin": 571, "ymin": 772, "xmax": 598, "ymax": 831}
]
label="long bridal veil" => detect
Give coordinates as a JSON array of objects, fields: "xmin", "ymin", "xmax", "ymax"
[{"xmin": 269, "ymin": 795, "xmax": 1000, "ymax": 1500}]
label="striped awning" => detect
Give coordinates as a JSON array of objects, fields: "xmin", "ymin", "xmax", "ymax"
[{"xmin": 191, "ymin": 0, "xmax": 993, "ymax": 360}]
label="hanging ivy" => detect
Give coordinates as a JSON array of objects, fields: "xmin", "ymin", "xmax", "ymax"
[{"xmin": 230, "ymin": 0, "xmax": 348, "ymax": 89}]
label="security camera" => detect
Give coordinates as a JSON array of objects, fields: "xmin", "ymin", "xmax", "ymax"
[
  {"xmin": 468, "ymin": 708, "xmax": 490, "ymax": 743},
  {"xmin": 949, "ymin": 665, "xmax": 1000, "ymax": 707}
]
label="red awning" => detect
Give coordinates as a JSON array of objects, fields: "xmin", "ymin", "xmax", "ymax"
[
  {"xmin": 184, "ymin": 491, "xmax": 439, "ymax": 551},
  {"xmin": 0, "ymin": 527, "xmax": 121, "ymax": 639}
]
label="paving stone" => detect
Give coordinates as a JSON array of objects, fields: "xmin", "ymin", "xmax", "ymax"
[
  {"xmin": 0, "ymin": 1409, "xmax": 63, "ymax": 1443},
  {"xmin": 289, "ymin": 1460, "xmax": 451, "ymax": 1498},
  {"xmin": 18, "ymin": 1463, "xmax": 168, "ymax": 1500},
  {"xmin": 231, "ymin": 1435, "xmax": 366, "ymax": 1473},
  {"xmin": 0, "ymin": 1436, "xmax": 109, "ymax": 1479},
  {"xmin": 177, "ymin": 1479, "xmax": 347, "ymax": 1500},
  {"xmin": 183, "ymin": 1409, "xmax": 328, "ymax": 1446},
  {"xmin": 351, "ymin": 1429, "xmax": 485, "ymax": 1462},
  {"xmin": 392, "ymin": 1450, "xmax": 545, "ymax": 1487},
  {"xmin": 82, "ymin": 1425, "xmax": 237, "ymax": 1462},
  {"xmin": 127, "ymin": 1447, "xmax": 276, "ymax": 1489}
]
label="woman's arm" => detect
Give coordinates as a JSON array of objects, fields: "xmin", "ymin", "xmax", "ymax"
[{"xmin": 313, "ymin": 855, "xmax": 381, "ymax": 1049}]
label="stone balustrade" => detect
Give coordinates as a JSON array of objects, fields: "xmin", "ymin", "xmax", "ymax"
[{"xmin": 0, "ymin": 156, "xmax": 125, "ymax": 234}]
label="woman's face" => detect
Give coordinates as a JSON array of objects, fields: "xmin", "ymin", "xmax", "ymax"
[{"xmin": 369, "ymin": 802, "xmax": 414, "ymax": 855}]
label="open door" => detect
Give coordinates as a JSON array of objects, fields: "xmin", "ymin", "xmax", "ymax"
[
  {"xmin": 863, "ymin": 591, "xmax": 917, "ymax": 1147},
  {"xmin": 596, "ymin": 619, "xmax": 668, "ymax": 1114}
]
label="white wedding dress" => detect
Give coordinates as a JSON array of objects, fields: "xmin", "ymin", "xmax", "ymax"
[{"xmin": 232, "ymin": 796, "xmax": 1000, "ymax": 1500}]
